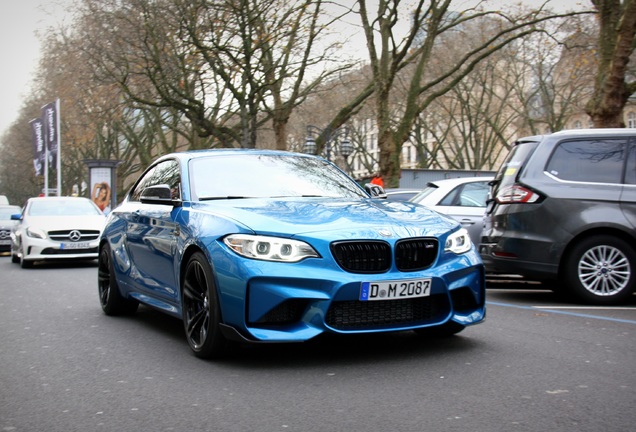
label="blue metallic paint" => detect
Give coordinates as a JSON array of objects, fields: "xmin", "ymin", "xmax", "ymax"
[{"xmin": 101, "ymin": 150, "xmax": 486, "ymax": 345}]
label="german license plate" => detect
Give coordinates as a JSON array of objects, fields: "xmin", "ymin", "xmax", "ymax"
[
  {"xmin": 360, "ymin": 278, "xmax": 432, "ymax": 301},
  {"xmin": 60, "ymin": 242, "xmax": 90, "ymax": 250},
  {"xmin": 0, "ymin": 239, "xmax": 10, "ymax": 245}
]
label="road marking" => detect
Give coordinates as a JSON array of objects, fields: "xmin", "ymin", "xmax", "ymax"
[
  {"xmin": 533, "ymin": 306, "xmax": 636, "ymax": 311},
  {"xmin": 486, "ymin": 301, "xmax": 636, "ymax": 325}
]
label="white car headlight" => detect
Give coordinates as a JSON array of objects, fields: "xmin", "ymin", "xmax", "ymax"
[
  {"xmin": 26, "ymin": 227, "xmax": 47, "ymax": 239},
  {"xmin": 224, "ymin": 234, "xmax": 320, "ymax": 262},
  {"xmin": 444, "ymin": 228, "xmax": 472, "ymax": 254}
]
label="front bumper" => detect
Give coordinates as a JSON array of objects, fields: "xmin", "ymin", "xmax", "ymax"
[
  {"xmin": 19, "ymin": 237, "xmax": 100, "ymax": 262},
  {"xmin": 219, "ymin": 255, "xmax": 486, "ymax": 343}
]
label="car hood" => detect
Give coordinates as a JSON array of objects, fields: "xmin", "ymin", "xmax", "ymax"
[
  {"xmin": 192, "ymin": 197, "xmax": 457, "ymax": 240},
  {"xmin": 23, "ymin": 215, "xmax": 107, "ymax": 231}
]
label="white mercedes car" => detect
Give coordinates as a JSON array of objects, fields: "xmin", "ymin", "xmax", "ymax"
[{"xmin": 10, "ymin": 196, "xmax": 106, "ymax": 268}]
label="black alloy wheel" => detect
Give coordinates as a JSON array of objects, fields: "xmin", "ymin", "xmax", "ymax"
[
  {"xmin": 182, "ymin": 252, "xmax": 228, "ymax": 359},
  {"xmin": 98, "ymin": 243, "xmax": 139, "ymax": 315}
]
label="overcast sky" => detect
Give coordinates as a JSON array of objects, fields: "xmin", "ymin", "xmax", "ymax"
[{"xmin": 0, "ymin": 0, "xmax": 588, "ymax": 138}]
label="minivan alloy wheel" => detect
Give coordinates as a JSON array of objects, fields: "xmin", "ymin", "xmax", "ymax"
[
  {"xmin": 565, "ymin": 235, "xmax": 635, "ymax": 305},
  {"xmin": 579, "ymin": 245, "xmax": 630, "ymax": 294}
]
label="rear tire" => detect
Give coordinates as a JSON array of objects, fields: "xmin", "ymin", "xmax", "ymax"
[
  {"xmin": 564, "ymin": 235, "xmax": 635, "ymax": 305},
  {"xmin": 98, "ymin": 243, "xmax": 139, "ymax": 315}
]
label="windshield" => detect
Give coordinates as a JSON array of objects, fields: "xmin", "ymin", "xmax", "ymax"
[
  {"xmin": 409, "ymin": 184, "xmax": 439, "ymax": 203},
  {"xmin": 190, "ymin": 154, "xmax": 368, "ymax": 200},
  {"xmin": 28, "ymin": 199, "xmax": 102, "ymax": 216}
]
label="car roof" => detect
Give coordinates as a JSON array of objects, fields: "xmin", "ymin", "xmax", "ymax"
[
  {"xmin": 518, "ymin": 128, "xmax": 635, "ymax": 143},
  {"xmin": 162, "ymin": 148, "xmax": 306, "ymax": 162},
  {"xmin": 27, "ymin": 196, "xmax": 91, "ymax": 202}
]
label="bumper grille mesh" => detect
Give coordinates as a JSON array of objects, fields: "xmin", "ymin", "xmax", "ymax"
[
  {"xmin": 325, "ymin": 295, "xmax": 448, "ymax": 330},
  {"xmin": 41, "ymin": 247, "xmax": 98, "ymax": 255}
]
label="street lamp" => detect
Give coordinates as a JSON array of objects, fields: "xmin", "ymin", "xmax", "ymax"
[{"xmin": 302, "ymin": 125, "xmax": 353, "ymax": 161}]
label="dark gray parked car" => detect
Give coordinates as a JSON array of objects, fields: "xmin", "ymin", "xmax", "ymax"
[{"xmin": 480, "ymin": 129, "xmax": 636, "ymax": 305}]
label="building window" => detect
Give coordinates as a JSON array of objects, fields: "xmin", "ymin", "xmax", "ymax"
[{"xmin": 628, "ymin": 112, "xmax": 636, "ymax": 128}]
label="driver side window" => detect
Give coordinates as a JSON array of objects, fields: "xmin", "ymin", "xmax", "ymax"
[{"xmin": 130, "ymin": 160, "xmax": 181, "ymax": 202}]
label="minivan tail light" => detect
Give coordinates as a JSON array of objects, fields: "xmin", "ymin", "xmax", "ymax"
[{"xmin": 495, "ymin": 185, "xmax": 540, "ymax": 204}]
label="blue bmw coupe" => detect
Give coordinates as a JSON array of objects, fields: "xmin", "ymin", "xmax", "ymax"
[{"xmin": 98, "ymin": 149, "xmax": 485, "ymax": 358}]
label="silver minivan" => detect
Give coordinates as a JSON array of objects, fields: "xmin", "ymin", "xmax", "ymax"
[{"xmin": 480, "ymin": 129, "xmax": 636, "ymax": 305}]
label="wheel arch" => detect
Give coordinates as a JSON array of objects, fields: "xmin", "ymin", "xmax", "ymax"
[{"xmin": 558, "ymin": 227, "xmax": 636, "ymax": 278}]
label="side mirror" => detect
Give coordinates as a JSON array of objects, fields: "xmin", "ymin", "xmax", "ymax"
[
  {"xmin": 365, "ymin": 183, "xmax": 387, "ymax": 199},
  {"xmin": 11, "ymin": 214, "xmax": 21, "ymax": 221},
  {"xmin": 140, "ymin": 184, "xmax": 182, "ymax": 207}
]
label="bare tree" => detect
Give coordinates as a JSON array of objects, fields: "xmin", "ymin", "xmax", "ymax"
[
  {"xmin": 586, "ymin": 0, "xmax": 636, "ymax": 127},
  {"xmin": 352, "ymin": 0, "xmax": 589, "ymax": 186},
  {"xmin": 78, "ymin": 0, "xmax": 354, "ymax": 149}
]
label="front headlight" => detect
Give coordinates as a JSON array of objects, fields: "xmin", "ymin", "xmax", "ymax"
[
  {"xmin": 444, "ymin": 228, "xmax": 472, "ymax": 254},
  {"xmin": 224, "ymin": 234, "xmax": 320, "ymax": 262},
  {"xmin": 26, "ymin": 226, "xmax": 47, "ymax": 239}
]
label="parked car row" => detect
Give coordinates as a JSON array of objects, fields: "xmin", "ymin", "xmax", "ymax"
[{"xmin": 480, "ymin": 129, "xmax": 635, "ymax": 305}]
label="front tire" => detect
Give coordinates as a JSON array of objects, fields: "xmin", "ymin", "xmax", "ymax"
[
  {"xmin": 20, "ymin": 254, "xmax": 33, "ymax": 269},
  {"xmin": 98, "ymin": 243, "xmax": 139, "ymax": 315},
  {"xmin": 182, "ymin": 252, "xmax": 228, "ymax": 359},
  {"xmin": 10, "ymin": 245, "xmax": 19, "ymax": 264},
  {"xmin": 564, "ymin": 235, "xmax": 635, "ymax": 305}
]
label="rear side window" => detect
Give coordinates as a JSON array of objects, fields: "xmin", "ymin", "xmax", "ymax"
[
  {"xmin": 494, "ymin": 141, "xmax": 539, "ymax": 194},
  {"xmin": 546, "ymin": 139, "xmax": 627, "ymax": 184},
  {"xmin": 439, "ymin": 182, "xmax": 490, "ymax": 207}
]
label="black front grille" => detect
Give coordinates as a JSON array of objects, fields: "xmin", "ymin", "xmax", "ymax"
[
  {"xmin": 325, "ymin": 295, "xmax": 448, "ymax": 330},
  {"xmin": 331, "ymin": 238, "xmax": 439, "ymax": 274},
  {"xmin": 331, "ymin": 241, "xmax": 391, "ymax": 273},
  {"xmin": 395, "ymin": 238, "xmax": 438, "ymax": 271},
  {"xmin": 48, "ymin": 230, "xmax": 101, "ymax": 242}
]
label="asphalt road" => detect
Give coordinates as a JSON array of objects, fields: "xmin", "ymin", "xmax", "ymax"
[{"xmin": 1, "ymin": 257, "xmax": 635, "ymax": 432}]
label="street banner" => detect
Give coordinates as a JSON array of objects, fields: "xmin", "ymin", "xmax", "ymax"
[
  {"xmin": 29, "ymin": 118, "xmax": 45, "ymax": 177},
  {"xmin": 42, "ymin": 101, "xmax": 58, "ymax": 169}
]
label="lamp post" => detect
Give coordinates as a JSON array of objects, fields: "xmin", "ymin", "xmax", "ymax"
[{"xmin": 302, "ymin": 125, "xmax": 354, "ymax": 163}]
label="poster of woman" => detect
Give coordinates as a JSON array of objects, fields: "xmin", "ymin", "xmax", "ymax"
[
  {"xmin": 92, "ymin": 182, "xmax": 111, "ymax": 213},
  {"xmin": 90, "ymin": 167, "xmax": 112, "ymax": 214}
]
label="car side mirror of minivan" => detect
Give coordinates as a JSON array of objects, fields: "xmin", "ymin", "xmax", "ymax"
[
  {"xmin": 365, "ymin": 183, "xmax": 388, "ymax": 199},
  {"xmin": 140, "ymin": 184, "xmax": 182, "ymax": 207},
  {"xmin": 11, "ymin": 214, "xmax": 21, "ymax": 221}
]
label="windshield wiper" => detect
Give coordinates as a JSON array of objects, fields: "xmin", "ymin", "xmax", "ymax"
[{"xmin": 199, "ymin": 196, "xmax": 253, "ymax": 201}]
